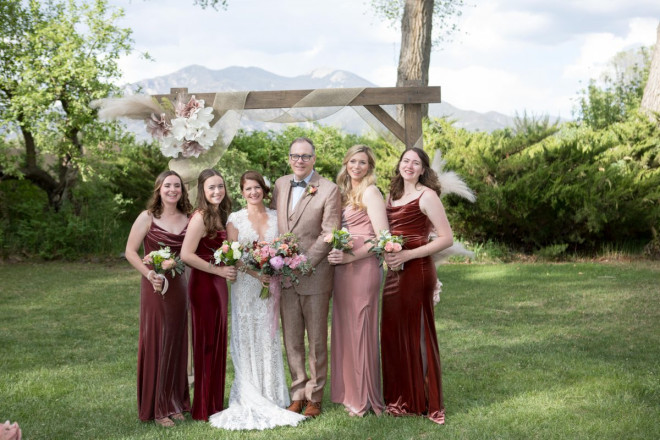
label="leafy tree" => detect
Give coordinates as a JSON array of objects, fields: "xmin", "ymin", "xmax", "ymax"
[
  {"xmin": 575, "ymin": 46, "xmax": 651, "ymax": 129},
  {"xmin": 0, "ymin": 0, "xmax": 134, "ymax": 210},
  {"xmin": 371, "ymin": 0, "xmax": 466, "ymax": 120}
]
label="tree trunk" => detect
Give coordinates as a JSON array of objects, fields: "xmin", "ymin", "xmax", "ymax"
[
  {"xmin": 12, "ymin": 114, "xmax": 76, "ymax": 212},
  {"xmin": 641, "ymin": 23, "xmax": 660, "ymax": 117},
  {"xmin": 396, "ymin": 0, "xmax": 434, "ymax": 122}
]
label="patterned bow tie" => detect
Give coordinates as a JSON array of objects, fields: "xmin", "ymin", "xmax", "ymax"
[{"xmin": 290, "ymin": 180, "xmax": 307, "ymax": 188}]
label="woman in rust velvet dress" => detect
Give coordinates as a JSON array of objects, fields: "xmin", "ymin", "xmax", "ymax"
[
  {"xmin": 381, "ymin": 148, "xmax": 454, "ymax": 425},
  {"xmin": 181, "ymin": 169, "xmax": 237, "ymax": 421},
  {"xmin": 328, "ymin": 145, "xmax": 388, "ymax": 417},
  {"xmin": 125, "ymin": 170, "xmax": 193, "ymax": 427}
]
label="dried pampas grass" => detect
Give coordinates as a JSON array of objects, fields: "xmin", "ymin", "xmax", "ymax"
[{"xmin": 90, "ymin": 95, "xmax": 165, "ymax": 121}]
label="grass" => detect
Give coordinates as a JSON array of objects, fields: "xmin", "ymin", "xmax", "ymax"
[{"xmin": 1, "ymin": 261, "xmax": 659, "ymax": 439}]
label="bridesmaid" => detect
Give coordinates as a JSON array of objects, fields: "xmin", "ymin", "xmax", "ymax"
[
  {"xmin": 381, "ymin": 148, "xmax": 453, "ymax": 425},
  {"xmin": 125, "ymin": 170, "xmax": 192, "ymax": 427},
  {"xmin": 327, "ymin": 145, "xmax": 388, "ymax": 417},
  {"xmin": 181, "ymin": 169, "xmax": 237, "ymax": 421}
]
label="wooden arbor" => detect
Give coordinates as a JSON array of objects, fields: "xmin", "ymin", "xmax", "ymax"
[{"xmin": 153, "ymin": 85, "xmax": 442, "ymax": 149}]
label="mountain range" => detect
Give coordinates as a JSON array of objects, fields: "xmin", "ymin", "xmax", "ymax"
[{"xmin": 124, "ymin": 65, "xmax": 519, "ymax": 134}]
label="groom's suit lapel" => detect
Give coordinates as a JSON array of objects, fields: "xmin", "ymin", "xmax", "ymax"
[{"xmin": 287, "ymin": 173, "xmax": 320, "ymax": 230}]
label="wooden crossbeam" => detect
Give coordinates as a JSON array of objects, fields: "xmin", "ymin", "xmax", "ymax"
[{"xmin": 152, "ymin": 86, "xmax": 441, "ymax": 149}]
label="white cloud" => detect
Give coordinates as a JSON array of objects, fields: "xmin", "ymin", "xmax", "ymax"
[
  {"xmin": 430, "ymin": 65, "xmax": 558, "ymax": 116},
  {"xmin": 563, "ymin": 17, "xmax": 658, "ymax": 81}
]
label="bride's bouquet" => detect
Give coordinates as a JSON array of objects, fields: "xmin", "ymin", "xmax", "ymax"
[
  {"xmin": 212, "ymin": 240, "xmax": 243, "ymax": 266},
  {"xmin": 243, "ymin": 233, "xmax": 313, "ymax": 299},
  {"xmin": 324, "ymin": 227, "xmax": 354, "ymax": 255},
  {"xmin": 142, "ymin": 243, "xmax": 186, "ymax": 295},
  {"xmin": 367, "ymin": 230, "xmax": 405, "ymax": 271}
]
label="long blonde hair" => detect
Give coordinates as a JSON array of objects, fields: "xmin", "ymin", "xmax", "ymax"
[{"xmin": 336, "ymin": 144, "xmax": 377, "ymax": 210}]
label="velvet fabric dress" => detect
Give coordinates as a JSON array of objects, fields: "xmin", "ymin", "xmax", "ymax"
[
  {"xmin": 381, "ymin": 194, "xmax": 445, "ymax": 424},
  {"xmin": 188, "ymin": 229, "xmax": 229, "ymax": 421},
  {"xmin": 330, "ymin": 206, "xmax": 385, "ymax": 416},
  {"xmin": 137, "ymin": 222, "xmax": 191, "ymax": 421}
]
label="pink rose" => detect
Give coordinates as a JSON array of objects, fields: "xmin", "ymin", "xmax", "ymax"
[
  {"xmin": 392, "ymin": 243, "xmax": 402, "ymax": 252},
  {"xmin": 269, "ymin": 247, "xmax": 277, "ymax": 257},
  {"xmin": 324, "ymin": 234, "xmax": 333, "ymax": 243},
  {"xmin": 221, "ymin": 244, "xmax": 230, "ymax": 253},
  {"xmin": 161, "ymin": 258, "xmax": 175, "ymax": 270},
  {"xmin": 289, "ymin": 255, "xmax": 301, "ymax": 269},
  {"xmin": 143, "ymin": 255, "xmax": 153, "ymax": 264},
  {"xmin": 347, "ymin": 240, "xmax": 354, "ymax": 249},
  {"xmin": 384, "ymin": 241, "xmax": 395, "ymax": 252}
]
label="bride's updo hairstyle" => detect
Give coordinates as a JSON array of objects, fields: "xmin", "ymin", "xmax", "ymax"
[
  {"xmin": 336, "ymin": 144, "xmax": 377, "ymax": 210},
  {"xmin": 389, "ymin": 147, "xmax": 442, "ymax": 201},
  {"xmin": 239, "ymin": 170, "xmax": 271, "ymax": 201},
  {"xmin": 195, "ymin": 168, "xmax": 232, "ymax": 239},
  {"xmin": 147, "ymin": 170, "xmax": 193, "ymax": 218}
]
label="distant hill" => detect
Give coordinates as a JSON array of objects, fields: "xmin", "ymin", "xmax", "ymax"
[{"xmin": 123, "ymin": 65, "xmax": 518, "ymax": 135}]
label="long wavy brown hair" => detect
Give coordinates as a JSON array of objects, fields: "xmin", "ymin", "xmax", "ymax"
[
  {"xmin": 195, "ymin": 169, "xmax": 232, "ymax": 238},
  {"xmin": 389, "ymin": 147, "xmax": 442, "ymax": 201},
  {"xmin": 240, "ymin": 170, "xmax": 271, "ymax": 201},
  {"xmin": 146, "ymin": 170, "xmax": 193, "ymax": 218},
  {"xmin": 336, "ymin": 144, "xmax": 377, "ymax": 210}
]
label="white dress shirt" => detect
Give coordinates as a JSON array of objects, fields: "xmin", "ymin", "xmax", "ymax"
[{"xmin": 290, "ymin": 170, "xmax": 314, "ymax": 211}]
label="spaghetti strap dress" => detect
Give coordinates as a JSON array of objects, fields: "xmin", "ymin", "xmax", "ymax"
[{"xmin": 381, "ymin": 193, "xmax": 445, "ymax": 424}]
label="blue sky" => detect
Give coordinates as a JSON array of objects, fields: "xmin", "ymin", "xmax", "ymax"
[{"xmin": 112, "ymin": 0, "xmax": 660, "ymax": 118}]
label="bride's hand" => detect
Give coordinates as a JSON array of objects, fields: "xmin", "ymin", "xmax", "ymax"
[{"xmin": 259, "ymin": 274, "xmax": 271, "ymax": 286}]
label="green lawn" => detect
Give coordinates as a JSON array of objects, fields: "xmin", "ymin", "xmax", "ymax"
[{"xmin": 1, "ymin": 261, "xmax": 658, "ymax": 439}]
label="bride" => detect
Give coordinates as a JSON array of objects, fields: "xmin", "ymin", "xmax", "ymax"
[{"xmin": 209, "ymin": 170, "xmax": 306, "ymax": 430}]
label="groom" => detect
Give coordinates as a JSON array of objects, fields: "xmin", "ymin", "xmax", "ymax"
[{"xmin": 271, "ymin": 137, "xmax": 341, "ymax": 417}]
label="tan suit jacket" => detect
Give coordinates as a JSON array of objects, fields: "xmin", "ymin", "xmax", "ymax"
[{"xmin": 271, "ymin": 172, "xmax": 341, "ymax": 295}]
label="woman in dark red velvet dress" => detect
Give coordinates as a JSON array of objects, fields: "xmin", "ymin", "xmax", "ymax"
[
  {"xmin": 181, "ymin": 169, "xmax": 237, "ymax": 421},
  {"xmin": 381, "ymin": 148, "xmax": 454, "ymax": 425},
  {"xmin": 125, "ymin": 170, "xmax": 193, "ymax": 427}
]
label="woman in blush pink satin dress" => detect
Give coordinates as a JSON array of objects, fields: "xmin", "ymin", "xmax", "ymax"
[{"xmin": 327, "ymin": 145, "xmax": 389, "ymax": 417}]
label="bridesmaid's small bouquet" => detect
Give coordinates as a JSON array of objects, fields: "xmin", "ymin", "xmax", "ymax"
[
  {"xmin": 212, "ymin": 240, "xmax": 244, "ymax": 266},
  {"xmin": 367, "ymin": 230, "xmax": 405, "ymax": 271},
  {"xmin": 324, "ymin": 227, "xmax": 354, "ymax": 255},
  {"xmin": 142, "ymin": 243, "xmax": 185, "ymax": 295},
  {"xmin": 243, "ymin": 232, "xmax": 313, "ymax": 299}
]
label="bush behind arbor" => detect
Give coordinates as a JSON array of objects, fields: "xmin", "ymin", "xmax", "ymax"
[{"xmin": 2, "ymin": 116, "xmax": 659, "ymax": 260}]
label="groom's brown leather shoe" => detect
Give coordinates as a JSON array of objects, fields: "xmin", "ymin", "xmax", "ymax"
[
  {"xmin": 303, "ymin": 401, "xmax": 322, "ymax": 417},
  {"xmin": 287, "ymin": 399, "xmax": 305, "ymax": 413}
]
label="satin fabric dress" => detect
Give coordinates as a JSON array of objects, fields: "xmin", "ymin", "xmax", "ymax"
[
  {"xmin": 330, "ymin": 206, "xmax": 385, "ymax": 416},
  {"xmin": 381, "ymin": 194, "xmax": 445, "ymax": 424},
  {"xmin": 188, "ymin": 229, "xmax": 229, "ymax": 421},
  {"xmin": 137, "ymin": 222, "xmax": 191, "ymax": 421}
]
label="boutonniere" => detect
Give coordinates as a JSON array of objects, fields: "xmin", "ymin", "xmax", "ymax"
[{"xmin": 306, "ymin": 185, "xmax": 318, "ymax": 196}]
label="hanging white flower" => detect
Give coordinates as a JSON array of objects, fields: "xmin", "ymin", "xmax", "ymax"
[{"xmin": 140, "ymin": 95, "xmax": 220, "ymax": 159}]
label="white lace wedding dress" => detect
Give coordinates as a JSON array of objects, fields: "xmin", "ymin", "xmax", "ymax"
[{"xmin": 209, "ymin": 208, "xmax": 305, "ymax": 430}]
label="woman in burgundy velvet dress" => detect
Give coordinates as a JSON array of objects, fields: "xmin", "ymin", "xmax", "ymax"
[
  {"xmin": 181, "ymin": 169, "xmax": 237, "ymax": 421},
  {"xmin": 381, "ymin": 148, "xmax": 454, "ymax": 425},
  {"xmin": 125, "ymin": 170, "xmax": 193, "ymax": 427},
  {"xmin": 328, "ymin": 145, "xmax": 388, "ymax": 417}
]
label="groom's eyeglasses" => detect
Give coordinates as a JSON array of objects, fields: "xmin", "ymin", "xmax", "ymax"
[{"xmin": 289, "ymin": 154, "xmax": 314, "ymax": 162}]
